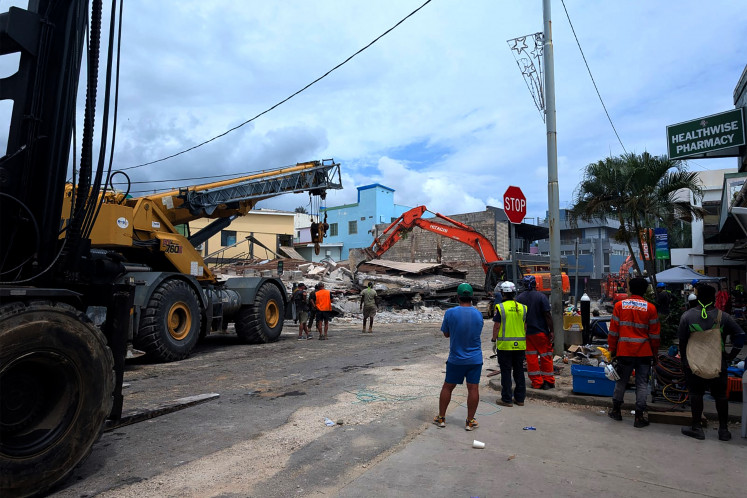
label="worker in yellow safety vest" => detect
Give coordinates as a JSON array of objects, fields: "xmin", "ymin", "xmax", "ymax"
[{"xmin": 492, "ymin": 281, "xmax": 527, "ymax": 407}]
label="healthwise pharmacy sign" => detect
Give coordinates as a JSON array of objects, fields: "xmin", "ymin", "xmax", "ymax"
[{"xmin": 667, "ymin": 108, "xmax": 745, "ymax": 160}]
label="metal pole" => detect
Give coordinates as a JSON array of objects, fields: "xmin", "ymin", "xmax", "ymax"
[
  {"xmin": 511, "ymin": 222, "xmax": 518, "ymax": 285},
  {"xmin": 574, "ymin": 238, "xmax": 580, "ymax": 309},
  {"xmin": 544, "ymin": 0, "xmax": 563, "ymax": 355}
]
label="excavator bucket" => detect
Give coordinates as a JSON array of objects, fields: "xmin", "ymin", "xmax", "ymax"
[{"xmin": 348, "ymin": 247, "xmax": 377, "ymax": 273}]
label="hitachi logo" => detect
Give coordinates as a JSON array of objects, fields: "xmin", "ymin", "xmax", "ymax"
[{"xmin": 429, "ymin": 225, "xmax": 448, "ymax": 233}]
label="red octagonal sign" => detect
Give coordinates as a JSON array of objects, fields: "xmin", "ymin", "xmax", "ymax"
[{"xmin": 503, "ymin": 186, "xmax": 526, "ymax": 224}]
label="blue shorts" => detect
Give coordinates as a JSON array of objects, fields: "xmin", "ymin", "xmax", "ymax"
[{"xmin": 445, "ymin": 362, "xmax": 482, "ymax": 385}]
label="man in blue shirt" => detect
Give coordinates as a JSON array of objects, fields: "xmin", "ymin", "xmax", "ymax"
[{"xmin": 434, "ymin": 283, "xmax": 484, "ymax": 431}]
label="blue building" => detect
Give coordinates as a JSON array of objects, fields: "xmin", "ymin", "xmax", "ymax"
[{"xmin": 322, "ymin": 184, "xmax": 411, "ymax": 260}]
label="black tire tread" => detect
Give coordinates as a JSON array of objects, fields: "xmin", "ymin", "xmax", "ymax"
[
  {"xmin": 234, "ymin": 284, "xmax": 284, "ymax": 344},
  {"xmin": 134, "ymin": 279, "xmax": 201, "ymax": 362},
  {"xmin": 0, "ymin": 300, "xmax": 113, "ymax": 498}
]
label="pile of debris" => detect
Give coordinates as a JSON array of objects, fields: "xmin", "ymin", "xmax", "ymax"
[
  {"xmin": 563, "ymin": 344, "xmax": 613, "ymax": 367},
  {"xmin": 213, "ymin": 257, "xmax": 470, "ymax": 318}
]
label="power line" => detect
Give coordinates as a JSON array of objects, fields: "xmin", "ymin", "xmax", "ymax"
[
  {"xmin": 560, "ymin": 0, "xmax": 627, "ymax": 154},
  {"xmin": 121, "ymin": 0, "xmax": 434, "ymax": 172}
]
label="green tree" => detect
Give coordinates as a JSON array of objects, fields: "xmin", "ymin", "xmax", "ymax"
[
  {"xmin": 295, "ymin": 206, "xmax": 308, "ymax": 214},
  {"xmin": 568, "ymin": 152, "xmax": 705, "ymax": 285}
]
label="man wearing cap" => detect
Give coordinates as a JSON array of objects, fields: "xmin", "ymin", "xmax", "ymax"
[
  {"xmin": 655, "ymin": 282, "xmax": 672, "ymax": 317},
  {"xmin": 434, "ymin": 283, "xmax": 484, "ymax": 431},
  {"xmin": 492, "ymin": 281, "xmax": 528, "ymax": 407},
  {"xmin": 516, "ymin": 275, "xmax": 555, "ymax": 390},
  {"xmin": 678, "ymin": 283, "xmax": 744, "ymax": 441}
]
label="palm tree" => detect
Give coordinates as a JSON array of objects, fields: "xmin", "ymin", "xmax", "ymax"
[{"xmin": 568, "ymin": 152, "xmax": 705, "ymax": 286}]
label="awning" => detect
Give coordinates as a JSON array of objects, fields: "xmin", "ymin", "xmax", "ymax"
[{"xmin": 654, "ymin": 265, "xmax": 723, "ymax": 284}]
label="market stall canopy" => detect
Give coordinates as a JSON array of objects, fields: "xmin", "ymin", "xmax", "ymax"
[{"xmin": 654, "ymin": 265, "xmax": 724, "ymax": 284}]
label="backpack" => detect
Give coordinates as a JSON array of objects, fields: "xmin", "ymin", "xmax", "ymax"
[{"xmin": 686, "ymin": 311, "xmax": 723, "ymax": 379}]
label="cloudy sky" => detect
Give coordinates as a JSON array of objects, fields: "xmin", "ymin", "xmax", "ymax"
[{"xmin": 2, "ymin": 1, "xmax": 746, "ymax": 221}]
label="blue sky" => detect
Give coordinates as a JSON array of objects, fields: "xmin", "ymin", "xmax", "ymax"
[{"xmin": 2, "ymin": 1, "xmax": 746, "ymax": 221}]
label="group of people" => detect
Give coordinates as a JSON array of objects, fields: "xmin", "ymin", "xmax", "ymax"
[
  {"xmin": 291, "ymin": 281, "xmax": 379, "ymax": 340},
  {"xmin": 609, "ymin": 277, "xmax": 744, "ymax": 440},
  {"xmin": 434, "ymin": 275, "xmax": 554, "ymax": 431},
  {"xmin": 291, "ymin": 282, "xmax": 332, "ymax": 340},
  {"xmin": 434, "ymin": 274, "xmax": 745, "ymax": 442}
]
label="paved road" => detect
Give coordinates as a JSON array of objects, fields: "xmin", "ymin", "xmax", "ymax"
[{"xmin": 50, "ymin": 318, "xmax": 745, "ymax": 497}]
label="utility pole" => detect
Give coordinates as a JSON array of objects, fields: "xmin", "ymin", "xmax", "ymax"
[{"xmin": 543, "ymin": 0, "xmax": 563, "ymax": 356}]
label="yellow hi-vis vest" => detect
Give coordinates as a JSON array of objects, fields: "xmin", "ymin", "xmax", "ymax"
[{"xmin": 495, "ymin": 300, "xmax": 527, "ymax": 351}]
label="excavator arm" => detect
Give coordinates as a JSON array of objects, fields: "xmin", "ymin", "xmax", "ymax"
[{"xmin": 368, "ymin": 206, "xmax": 502, "ymax": 270}]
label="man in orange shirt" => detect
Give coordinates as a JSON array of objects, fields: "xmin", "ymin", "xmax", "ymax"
[
  {"xmin": 314, "ymin": 282, "xmax": 332, "ymax": 340},
  {"xmin": 608, "ymin": 277, "xmax": 660, "ymax": 428}
]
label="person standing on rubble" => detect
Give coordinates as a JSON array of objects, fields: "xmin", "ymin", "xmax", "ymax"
[
  {"xmin": 360, "ymin": 281, "xmax": 378, "ymax": 333},
  {"xmin": 433, "ymin": 283, "xmax": 483, "ymax": 431},
  {"xmin": 678, "ymin": 283, "xmax": 744, "ymax": 441},
  {"xmin": 607, "ymin": 277, "xmax": 660, "ymax": 428},
  {"xmin": 293, "ymin": 283, "xmax": 312, "ymax": 340},
  {"xmin": 314, "ymin": 282, "xmax": 332, "ymax": 340},
  {"xmin": 492, "ymin": 281, "xmax": 528, "ymax": 407},
  {"xmin": 516, "ymin": 275, "xmax": 555, "ymax": 390}
]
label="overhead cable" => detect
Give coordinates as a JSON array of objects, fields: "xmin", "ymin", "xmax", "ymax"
[{"xmin": 121, "ymin": 0, "xmax": 434, "ymax": 172}]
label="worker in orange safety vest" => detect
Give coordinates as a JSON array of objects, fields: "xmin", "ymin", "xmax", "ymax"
[
  {"xmin": 607, "ymin": 277, "xmax": 660, "ymax": 428},
  {"xmin": 314, "ymin": 282, "xmax": 332, "ymax": 340}
]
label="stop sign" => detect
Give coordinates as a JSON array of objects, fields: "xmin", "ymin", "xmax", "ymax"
[{"xmin": 503, "ymin": 186, "xmax": 526, "ymax": 224}]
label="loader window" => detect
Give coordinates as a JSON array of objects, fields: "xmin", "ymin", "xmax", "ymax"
[
  {"xmin": 221, "ymin": 230, "xmax": 237, "ymax": 246},
  {"xmin": 348, "ymin": 220, "xmax": 357, "ymax": 235}
]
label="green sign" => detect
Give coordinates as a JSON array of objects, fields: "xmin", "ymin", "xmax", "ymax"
[{"xmin": 666, "ymin": 108, "xmax": 745, "ymax": 159}]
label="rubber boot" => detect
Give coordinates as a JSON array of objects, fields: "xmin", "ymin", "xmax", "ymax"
[
  {"xmin": 608, "ymin": 400, "xmax": 622, "ymax": 421},
  {"xmin": 633, "ymin": 410, "xmax": 650, "ymax": 428}
]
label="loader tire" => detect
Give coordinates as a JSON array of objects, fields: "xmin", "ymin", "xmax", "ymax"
[
  {"xmin": 234, "ymin": 283, "xmax": 285, "ymax": 344},
  {"xmin": 0, "ymin": 301, "xmax": 114, "ymax": 498},
  {"xmin": 134, "ymin": 279, "xmax": 201, "ymax": 362}
]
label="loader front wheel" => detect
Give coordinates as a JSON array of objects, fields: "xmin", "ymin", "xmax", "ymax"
[
  {"xmin": 235, "ymin": 283, "xmax": 285, "ymax": 344},
  {"xmin": 134, "ymin": 279, "xmax": 201, "ymax": 362},
  {"xmin": 0, "ymin": 301, "xmax": 114, "ymax": 498}
]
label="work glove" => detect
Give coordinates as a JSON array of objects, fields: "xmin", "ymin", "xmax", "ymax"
[{"xmin": 491, "ymin": 340, "xmax": 497, "ymax": 354}]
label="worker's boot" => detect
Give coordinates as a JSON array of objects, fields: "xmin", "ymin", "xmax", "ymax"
[
  {"xmin": 633, "ymin": 410, "xmax": 650, "ymax": 428},
  {"xmin": 608, "ymin": 401, "xmax": 622, "ymax": 421}
]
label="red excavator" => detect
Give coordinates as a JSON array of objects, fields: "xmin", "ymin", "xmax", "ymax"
[{"xmin": 349, "ymin": 205, "xmax": 570, "ymax": 297}]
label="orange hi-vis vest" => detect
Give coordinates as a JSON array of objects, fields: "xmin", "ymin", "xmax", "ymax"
[
  {"xmin": 608, "ymin": 295, "xmax": 660, "ymax": 357},
  {"xmin": 315, "ymin": 289, "xmax": 332, "ymax": 311}
]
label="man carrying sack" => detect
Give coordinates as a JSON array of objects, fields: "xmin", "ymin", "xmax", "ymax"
[{"xmin": 678, "ymin": 283, "xmax": 744, "ymax": 441}]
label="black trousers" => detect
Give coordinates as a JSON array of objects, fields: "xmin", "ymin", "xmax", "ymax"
[{"xmin": 498, "ymin": 350, "xmax": 526, "ymax": 403}]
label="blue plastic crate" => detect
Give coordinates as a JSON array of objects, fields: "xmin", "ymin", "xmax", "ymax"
[{"xmin": 571, "ymin": 364, "xmax": 616, "ymax": 397}]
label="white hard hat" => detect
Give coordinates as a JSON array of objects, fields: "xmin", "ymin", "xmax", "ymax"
[
  {"xmin": 500, "ymin": 281, "xmax": 516, "ymax": 294},
  {"xmin": 688, "ymin": 293, "xmax": 697, "ymax": 302},
  {"xmin": 604, "ymin": 363, "xmax": 620, "ymax": 382}
]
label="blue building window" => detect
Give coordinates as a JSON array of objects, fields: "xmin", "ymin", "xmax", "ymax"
[
  {"xmin": 348, "ymin": 220, "xmax": 358, "ymax": 235},
  {"xmin": 330, "ymin": 223, "xmax": 338, "ymax": 236}
]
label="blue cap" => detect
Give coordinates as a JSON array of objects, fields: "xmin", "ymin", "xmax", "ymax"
[
  {"xmin": 691, "ymin": 279, "xmax": 699, "ymax": 285},
  {"xmin": 656, "ymin": 282, "xmax": 665, "ymax": 288}
]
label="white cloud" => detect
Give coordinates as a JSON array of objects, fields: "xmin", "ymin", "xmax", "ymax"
[{"xmin": 2, "ymin": 0, "xmax": 745, "ymax": 222}]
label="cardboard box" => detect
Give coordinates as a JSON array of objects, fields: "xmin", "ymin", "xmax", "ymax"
[{"xmin": 571, "ymin": 364, "xmax": 615, "ymax": 397}]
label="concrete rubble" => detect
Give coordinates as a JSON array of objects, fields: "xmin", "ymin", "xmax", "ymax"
[{"xmin": 213, "ymin": 257, "xmax": 468, "ymax": 320}]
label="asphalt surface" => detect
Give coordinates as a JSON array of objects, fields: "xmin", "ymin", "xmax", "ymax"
[{"xmin": 48, "ymin": 317, "xmax": 745, "ymax": 497}]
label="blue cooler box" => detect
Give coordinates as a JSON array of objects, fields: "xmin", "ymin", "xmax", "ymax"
[{"xmin": 571, "ymin": 364, "xmax": 616, "ymax": 396}]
